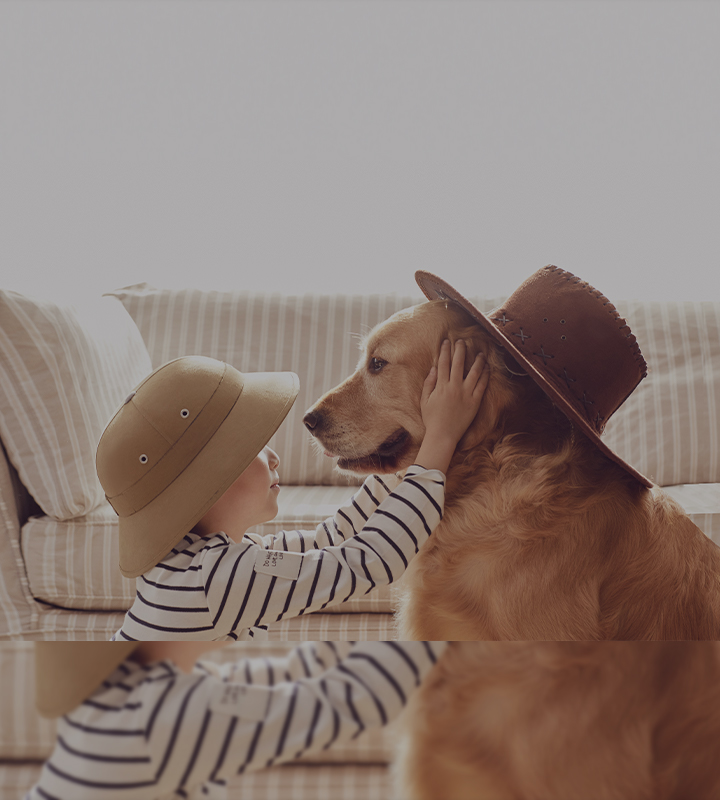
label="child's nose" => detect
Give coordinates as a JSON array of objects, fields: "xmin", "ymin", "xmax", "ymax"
[{"xmin": 266, "ymin": 446, "xmax": 280, "ymax": 469}]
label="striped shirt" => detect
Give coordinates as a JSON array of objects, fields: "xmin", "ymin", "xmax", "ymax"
[
  {"xmin": 25, "ymin": 641, "xmax": 447, "ymax": 800},
  {"xmin": 112, "ymin": 466, "xmax": 444, "ymax": 641}
]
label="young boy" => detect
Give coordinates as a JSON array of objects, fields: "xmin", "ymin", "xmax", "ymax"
[
  {"xmin": 96, "ymin": 340, "xmax": 487, "ymax": 640},
  {"xmin": 27, "ymin": 639, "xmax": 448, "ymax": 799}
]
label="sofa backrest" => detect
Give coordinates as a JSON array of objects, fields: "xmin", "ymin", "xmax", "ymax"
[{"xmin": 603, "ymin": 301, "xmax": 720, "ymax": 486}]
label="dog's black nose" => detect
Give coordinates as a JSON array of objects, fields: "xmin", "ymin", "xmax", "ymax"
[{"xmin": 303, "ymin": 410, "xmax": 322, "ymax": 431}]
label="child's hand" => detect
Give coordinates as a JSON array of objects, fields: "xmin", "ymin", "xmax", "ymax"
[{"xmin": 415, "ymin": 339, "xmax": 489, "ymax": 474}]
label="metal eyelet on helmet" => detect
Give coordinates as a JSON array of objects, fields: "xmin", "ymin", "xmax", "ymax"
[
  {"xmin": 181, "ymin": 408, "xmax": 190, "ymax": 418},
  {"xmin": 139, "ymin": 454, "xmax": 148, "ymax": 464}
]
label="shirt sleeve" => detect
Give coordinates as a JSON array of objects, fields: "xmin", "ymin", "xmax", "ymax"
[
  {"xmin": 241, "ymin": 472, "xmax": 402, "ymax": 552},
  {"xmin": 149, "ymin": 641, "xmax": 448, "ymax": 793},
  {"xmin": 201, "ymin": 466, "xmax": 445, "ymax": 638}
]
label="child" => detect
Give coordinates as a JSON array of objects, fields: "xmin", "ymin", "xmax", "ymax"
[
  {"xmin": 96, "ymin": 340, "xmax": 487, "ymax": 640},
  {"xmin": 27, "ymin": 639, "xmax": 447, "ymax": 799}
]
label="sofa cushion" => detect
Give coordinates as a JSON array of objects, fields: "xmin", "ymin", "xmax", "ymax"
[
  {"xmin": 1, "ymin": 763, "xmax": 395, "ymax": 800},
  {"xmin": 0, "ymin": 291, "xmax": 152, "ymax": 520},
  {"xmin": 663, "ymin": 483, "xmax": 720, "ymax": 545},
  {"xmin": 21, "ymin": 485, "xmax": 394, "ymax": 615},
  {"xmin": 0, "ymin": 642, "xmax": 56, "ymax": 760},
  {"xmin": 603, "ymin": 301, "xmax": 720, "ymax": 486}
]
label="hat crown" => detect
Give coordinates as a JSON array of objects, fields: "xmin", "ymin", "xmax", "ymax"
[
  {"xmin": 490, "ymin": 266, "xmax": 647, "ymax": 433},
  {"xmin": 96, "ymin": 356, "xmax": 243, "ymax": 515}
]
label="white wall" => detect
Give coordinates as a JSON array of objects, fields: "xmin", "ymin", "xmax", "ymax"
[{"xmin": 1, "ymin": 0, "xmax": 718, "ymax": 304}]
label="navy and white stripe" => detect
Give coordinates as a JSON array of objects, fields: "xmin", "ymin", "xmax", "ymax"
[
  {"xmin": 112, "ymin": 466, "xmax": 445, "ymax": 641},
  {"xmin": 25, "ymin": 641, "xmax": 447, "ymax": 800}
]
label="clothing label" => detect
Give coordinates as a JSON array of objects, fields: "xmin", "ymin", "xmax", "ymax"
[
  {"xmin": 210, "ymin": 683, "xmax": 273, "ymax": 721},
  {"xmin": 253, "ymin": 549, "xmax": 302, "ymax": 580}
]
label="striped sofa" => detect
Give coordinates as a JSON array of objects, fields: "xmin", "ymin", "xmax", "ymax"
[
  {"xmin": 1, "ymin": 283, "xmax": 719, "ymax": 640},
  {"xmin": 0, "ymin": 641, "xmax": 399, "ymax": 800}
]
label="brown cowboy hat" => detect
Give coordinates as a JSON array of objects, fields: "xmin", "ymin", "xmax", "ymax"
[
  {"xmin": 415, "ymin": 266, "xmax": 652, "ymax": 488},
  {"xmin": 35, "ymin": 642, "xmax": 139, "ymax": 718},
  {"xmin": 96, "ymin": 356, "xmax": 299, "ymax": 578}
]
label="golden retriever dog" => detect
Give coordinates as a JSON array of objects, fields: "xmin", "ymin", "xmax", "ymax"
[
  {"xmin": 394, "ymin": 641, "xmax": 720, "ymax": 800},
  {"xmin": 303, "ymin": 298, "xmax": 720, "ymax": 639}
]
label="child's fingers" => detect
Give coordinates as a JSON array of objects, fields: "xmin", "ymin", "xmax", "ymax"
[
  {"xmin": 437, "ymin": 339, "xmax": 452, "ymax": 382},
  {"xmin": 472, "ymin": 360, "xmax": 490, "ymax": 401},
  {"xmin": 449, "ymin": 339, "xmax": 467, "ymax": 386},
  {"xmin": 465, "ymin": 351, "xmax": 486, "ymax": 384},
  {"xmin": 421, "ymin": 365, "xmax": 438, "ymax": 404}
]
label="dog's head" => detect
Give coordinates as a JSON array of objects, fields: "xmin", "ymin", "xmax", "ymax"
[{"xmin": 303, "ymin": 300, "xmax": 525, "ymax": 475}]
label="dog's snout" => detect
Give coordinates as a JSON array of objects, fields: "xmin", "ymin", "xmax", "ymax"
[{"xmin": 303, "ymin": 409, "xmax": 323, "ymax": 432}]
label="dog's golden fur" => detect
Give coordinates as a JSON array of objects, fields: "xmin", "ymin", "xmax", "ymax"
[
  {"xmin": 306, "ymin": 300, "xmax": 720, "ymax": 797},
  {"xmin": 394, "ymin": 641, "xmax": 720, "ymax": 800},
  {"xmin": 306, "ymin": 299, "xmax": 720, "ymax": 639}
]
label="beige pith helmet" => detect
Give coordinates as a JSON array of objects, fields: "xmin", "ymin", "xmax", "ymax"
[
  {"xmin": 35, "ymin": 642, "xmax": 139, "ymax": 718},
  {"xmin": 96, "ymin": 356, "xmax": 299, "ymax": 578}
]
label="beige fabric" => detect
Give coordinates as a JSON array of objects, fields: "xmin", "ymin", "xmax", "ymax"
[
  {"xmin": 0, "ymin": 291, "xmax": 152, "ymax": 520},
  {"xmin": 0, "ymin": 764, "xmax": 46, "ymax": 800},
  {"xmin": 0, "ymin": 444, "xmax": 30, "ymax": 637},
  {"xmin": 663, "ymin": 483, "xmax": 720, "ymax": 544},
  {"xmin": 0, "ymin": 763, "xmax": 395, "ymax": 800},
  {"xmin": 266, "ymin": 612, "xmax": 397, "ymax": 640},
  {"xmin": 603, "ymin": 302, "xmax": 720, "ymax": 486},
  {"xmin": 226, "ymin": 764, "xmax": 394, "ymax": 799},
  {"xmin": 0, "ymin": 643, "xmax": 56, "ymax": 759}
]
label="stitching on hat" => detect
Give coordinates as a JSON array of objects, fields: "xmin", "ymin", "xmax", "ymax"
[
  {"xmin": 493, "ymin": 312, "xmax": 512, "ymax": 326},
  {"xmin": 563, "ymin": 368, "xmax": 576, "ymax": 387},
  {"xmin": 533, "ymin": 346, "xmax": 554, "ymax": 365},
  {"xmin": 581, "ymin": 392, "xmax": 594, "ymax": 408},
  {"xmin": 512, "ymin": 328, "xmax": 531, "ymax": 343}
]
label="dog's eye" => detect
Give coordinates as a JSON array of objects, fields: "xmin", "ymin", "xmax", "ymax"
[{"xmin": 368, "ymin": 357, "xmax": 387, "ymax": 374}]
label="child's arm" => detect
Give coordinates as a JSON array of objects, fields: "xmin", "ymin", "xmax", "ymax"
[
  {"xmin": 204, "ymin": 465, "xmax": 445, "ymax": 635},
  {"xmin": 240, "ymin": 472, "xmax": 404, "ymax": 554},
  {"xmin": 156, "ymin": 641, "xmax": 448, "ymax": 787}
]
